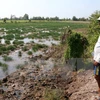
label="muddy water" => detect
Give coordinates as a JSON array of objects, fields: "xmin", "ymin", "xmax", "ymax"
[
  {"xmin": 0, "ymin": 50, "xmax": 41, "ymax": 79},
  {"xmin": 0, "ymin": 49, "xmax": 55, "ymax": 79},
  {"xmin": 0, "ymin": 35, "xmax": 60, "ymax": 79},
  {"xmin": 0, "ymin": 50, "xmax": 28, "ymax": 79},
  {"xmin": 1, "ymin": 38, "xmax": 60, "ymax": 46}
]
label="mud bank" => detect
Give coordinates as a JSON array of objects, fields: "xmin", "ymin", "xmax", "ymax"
[{"xmin": 0, "ymin": 45, "xmax": 97, "ymax": 100}]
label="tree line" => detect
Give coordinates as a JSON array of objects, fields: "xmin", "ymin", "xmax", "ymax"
[{"xmin": 1, "ymin": 14, "xmax": 89, "ymax": 22}]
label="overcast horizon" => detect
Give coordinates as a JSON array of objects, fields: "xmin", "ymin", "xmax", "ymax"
[{"xmin": 0, "ymin": 0, "xmax": 100, "ymax": 19}]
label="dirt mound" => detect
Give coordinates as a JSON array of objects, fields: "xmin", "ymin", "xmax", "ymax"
[{"xmin": 66, "ymin": 70, "xmax": 99, "ymax": 100}]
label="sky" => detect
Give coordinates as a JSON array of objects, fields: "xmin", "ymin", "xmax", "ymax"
[{"xmin": 0, "ymin": 0, "xmax": 100, "ymax": 19}]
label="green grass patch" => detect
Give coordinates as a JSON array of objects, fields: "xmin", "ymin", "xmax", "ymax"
[
  {"xmin": 13, "ymin": 40, "xmax": 24, "ymax": 45},
  {"xmin": 3, "ymin": 55, "xmax": 13, "ymax": 61},
  {"xmin": 7, "ymin": 45, "xmax": 16, "ymax": 51},
  {"xmin": 3, "ymin": 34, "xmax": 14, "ymax": 40},
  {"xmin": 0, "ymin": 61, "xmax": 8, "ymax": 72},
  {"xmin": 16, "ymin": 64, "xmax": 24, "ymax": 69},
  {"xmin": 0, "ymin": 21, "xmax": 88, "ymax": 39},
  {"xmin": 22, "ymin": 46, "xmax": 28, "ymax": 51},
  {"xmin": 32, "ymin": 44, "xmax": 48, "ymax": 52},
  {"xmin": 44, "ymin": 88, "xmax": 64, "ymax": 100},
  {"xmin": 5, "ymin": 40, "xmax": 10, "ymax": 44},
  {"xmin": 27, "ymin": 51, "xmax": 32, "ymax": 55}
]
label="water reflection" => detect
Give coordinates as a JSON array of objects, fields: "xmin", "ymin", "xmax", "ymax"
[
  {"xmin": 0, "ymin": 49, "xmax": 45, "ymax": 79},
  {"xmin": 0, "ymin": 38, "xmax": 60, "ymax": 46},
  {"xmin": 0, "ymin": 50, "xmax": 29, "ymax": 79}
]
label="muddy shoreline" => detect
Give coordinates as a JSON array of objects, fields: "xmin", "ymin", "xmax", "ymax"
[{"xmin": 0, "ymin": 45, "xmax": 95, "ymax": 100}]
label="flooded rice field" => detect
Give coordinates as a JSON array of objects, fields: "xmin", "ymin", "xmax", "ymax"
[
  {"xmin": 0, "ymin": 27, "xmax": 61, "ymax": 79},
  {"xmin": 0, "ymin": 48, "xmax": 56, "ymax": 79},
  {"xmin": 1, "ymin": 38, "xmax": 60, "ymax": 46},
  {"xmin": 0, "ymin": 39, "xmax": 60, "ymax": 79}
]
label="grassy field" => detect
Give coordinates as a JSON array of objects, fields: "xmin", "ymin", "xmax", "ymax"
[
  {"xmin": 0, "ymin": 20, "xmax": 90, "ymax": 71},
  {"xmin": 0, "ymin": 20, "xmax": 89, "ymax": 30},
  {"xmin": 0, "ymin": 21, "xmax": 89, "ymax": 41}
]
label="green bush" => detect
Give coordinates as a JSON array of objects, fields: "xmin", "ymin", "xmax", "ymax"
[
  {"xmin": 86, "ymin": 11, "xmax": 100, "ymax": 57},
  {"xmin": 89, "ymin": 10, "xmax": 100, "ymax": 35},
  {"xmin": 65, "ymin": 33, "xmax": 88, "ymax": 60},
  {"xmin": 3, "ymin": 34, "xmax": 14, "ymax": 40},
  {"xmin": 0, "ymin": 46, "xmax": 7, "ymax": 51},
  {"xmin": 5, "ymin": 40, "xmax": 10, "ymax": 44},
  {"xmin": 27, "ymin": 51, "xmax": 32, "ymax": 55},
  {"xmin": 13, "ymin": 40, "xmax": 24, "ymax": 45},
  {"xmin": 64, "ymin": 32, "xmax": 89, "ymax": 71},
  {"xmin": 7, "ymin": 45, "xmax": 16, "ymax": 51}
]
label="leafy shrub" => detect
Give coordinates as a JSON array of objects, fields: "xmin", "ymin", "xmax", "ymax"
[
  {"xmin": 3, "ymin": 34, "xmax": 14, "ymax": 40},
  {"xmin": 5, "ymin": 40, "xmax": 10, "ymax": 44},
  {"xmin": 13, "ymin": 40, "xmax": 24, "ymax": 45},
  {"xmin": 0, "ymin": 46, "xmax": 7, "ymax": 51},
  {"xmin": 65, "ymin": 33, "xmax": 88, "ymax": 60},
  {"xmin": 7, "ymin": 45, "xmax": 16, "ymax": 51},
  {"xmin": 89, "ymin": 10, "xmax": 100, "ymax": 35},
  {"xmin": 27, "ymin": 51, "xmax": 32, "ymax": 55}
]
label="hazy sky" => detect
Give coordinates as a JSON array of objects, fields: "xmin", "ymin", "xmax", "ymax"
[{"xmin": 0, "ymin": 0, "xmax": 100, "ymax": 18}]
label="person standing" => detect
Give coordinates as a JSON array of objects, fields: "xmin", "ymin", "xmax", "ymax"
[{"xmin": 93, "ymin": 17, "xmax": 100, "ymax": 96}]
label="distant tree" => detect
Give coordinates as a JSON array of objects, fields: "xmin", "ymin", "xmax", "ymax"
[
  {"xmin": 72, "ymin": 16, "xmax": 78, "ymax": 21},
  {"xmin": 23, "ymin": 14, "xmax": 29, "ymax": 20},
  {"xmin": 19, "ymin": 16, "xmax": 23, "ymax": 20},
  {"xmin": 46, "ymin": 17, "xmax": 49, "ymax": 21},
  {"xmin": 3, "ymin": 18, "xmax": 7, "ymax": 23},
  {"xmin": 54, "ymin": 16, "xmax": 59, "ymax": 20},
  {"xmin": 78, "ymin": 17, "xmax": 87, "ymax": 21},
  {"xmin": 49, "ymin": 16, "xmax": 59, "ymax": 20}
]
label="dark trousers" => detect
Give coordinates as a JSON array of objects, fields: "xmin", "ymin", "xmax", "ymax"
[{"xmin": 95, "ymin": 75, "xmax": 100, "ymax": 91}]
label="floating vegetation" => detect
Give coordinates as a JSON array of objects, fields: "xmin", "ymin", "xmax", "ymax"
[
  {"xmin": 32, "ymin": 44, "xmax": 48, "ymax": 52},
  {"xmin": 0, "ymin": 61, "xmax": 8, "ymax": 72},
  {"xmin": 22, "ymin": 46, "xmax": 28, "ymax": 51},
  {"xmin": 27, "ymin": 51, "xmax": 33, "ymax": 55},
  {"xmin": 16, "ymin": 64, "xmax": 24, "ymax": 69},
  {"xmin": 3, "ymin": 55, "xmax": 13, "ymax": 61},
  {"xmin": 18, "ymin": 51, "xmax": 22, "ymax": 57}
]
